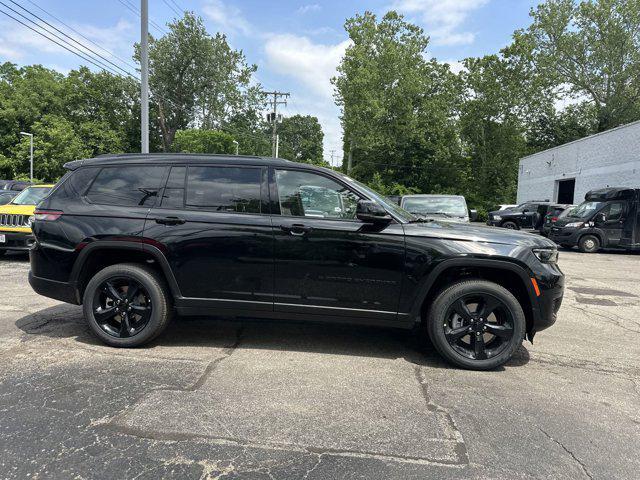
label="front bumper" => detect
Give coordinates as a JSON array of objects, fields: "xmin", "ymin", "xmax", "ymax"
[
  {"xmin": 549, "ymin": 227, "xmax": 581, "ymax": 246},
  {"xmin": 529, "ymin": 264, "xmax": 565, "ymax": 339},
  {"xmin": 0, "ymin": 231, "xmax": 35, "ymax": 251}
]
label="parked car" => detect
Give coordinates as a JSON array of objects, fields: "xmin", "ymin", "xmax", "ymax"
[
  {"xmin": 541, "ymin": 204, "xmax": 575, "ymax": 237},
  {"xmin": 0, "ymin": 184, "xmax": 53, "ymax": 256},
  {"xmin": 491, "ymin": 204, "xmax": 518, "ymax": 212},
  {"xmin": 0, "ymin": 191, "xmax": 18, "ymax": 205},
  {"xmin": 487, "ymin": 201, "xmax": 553, "ymax": 231},
  {"xmin": 29, "ymin": 154, "xmax": 564, "ymax": 370},
  {"xmin": 0, "ymin": 180, "xmax": 32, "ymax": 191},
  {"xmin": 549, "ymin": 187, "xmax": 640, "ymax": 253},
  {"xmin": 398, "ymin": 194, "xmax": 478, "ymax": 223}
]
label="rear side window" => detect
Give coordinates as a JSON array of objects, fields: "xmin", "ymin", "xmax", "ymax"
[
  {"xmin": 86, "ymin": 166, "xmax": 166, "ymax": 207},
  {"xmin": 160, "ymin": 167, "xmax": 186, "ymax": 209},
  {"xmin": 186, "ymin": 166, "xmax": 262, "ymax": 213}
]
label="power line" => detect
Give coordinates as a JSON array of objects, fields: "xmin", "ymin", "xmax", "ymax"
[
  {"xmin": 162, "ymin": 0, "xmax": 181, "ymax": 17},
  {"xmin": 6, "ymin": 0, "xmax": 136, "ymax": 78},
  {"xmin": 24, "ymin": 0, "xmax": 137, "ymax": 72},
  {"xmin": 263, "ymin": 90, "xmax": 290, "ymax": 158},
  {"xmin": 117, "ymin": 0, "xmax": 168, "ymax": 35},
  {"xmin": 169, "ymin": 0, "xmax": 184, "ymax": 12},
  {"xmin": 0, "ymin": 5, "xmax": 125, "ymax": 77}
]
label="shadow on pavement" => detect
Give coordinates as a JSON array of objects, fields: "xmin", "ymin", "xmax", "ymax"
[{"xmin": 15, "ymin": 304, "xmax": 529, "ymax": 370}]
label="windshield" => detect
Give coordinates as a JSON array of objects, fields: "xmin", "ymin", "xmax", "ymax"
[
  {"xmin": 11, "ymin": 186, "xmax": 52, "ymax": 205},
  {"xmin": 402, "ymin": 196, "xmax": 468, "ymax": 217},
  {"xmin": 338, "ymin": 174, "xmax": 416, "ymax": 223},
  {"xmin": 567, "ymin": 201, "xmax": 603, "ymax": 219}
]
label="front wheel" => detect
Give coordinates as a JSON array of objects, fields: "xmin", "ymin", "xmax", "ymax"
[
  {"xmin": 578, "ymin": 235, "xmax": 600, "ymax": 253},
  {"xmin": 426, "ymin": 280, "xmax": 525, "ymax": 370},
  {"xmin": 501, "ymin": 221, "xmax": 519, "ymax": 230},
  {"xmin": 82, "ymin": 263, "xmax": 172, "ymax": 347}
]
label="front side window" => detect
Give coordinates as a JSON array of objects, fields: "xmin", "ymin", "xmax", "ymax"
[
  {"xmin": 86, "ymin": 166, "xmax": 166, "ymax": 207},
  {"xmin": 275, "ymin": 169, "xmax": 358, "ymax": 219},
  {"xmin": 604, "ymin": 202, "xmax": 624, "ymax": 221},
  {"xmin": 186, "ymin": 166, "xmax": 262, "ymax": 213}
]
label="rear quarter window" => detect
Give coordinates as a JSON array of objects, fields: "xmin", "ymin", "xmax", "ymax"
[{"xmin": 50, "ymin": 167, "xmax": 100, "ymax": 200}]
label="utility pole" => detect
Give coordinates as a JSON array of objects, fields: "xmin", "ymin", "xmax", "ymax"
[
  {"xmin": 232, "ymin": 140, "xmax": 239, "ymax": 156},
  {"xmin": 263, "ymin": 91, "xmax": 289, "ymax": 157},
  {"xmin": 140, "ymin": 0, "xmax": 149, "ymax": 153},
  {"xmin": 19, "ymin": 132, "xmax": 33, "ymax": 182}
]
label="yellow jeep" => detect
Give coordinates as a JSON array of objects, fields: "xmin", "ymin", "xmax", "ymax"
[{"xmin": 0, "ymin": 184, "xmax": 54, "ymax": 257}]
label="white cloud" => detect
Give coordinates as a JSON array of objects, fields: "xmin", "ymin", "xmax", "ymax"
[
  {"xmin": 264, "ymin": 34, "xmax": 351, "ymax": 164},
  {"xmin": 202, "ymin": 0, "xmax": 252, "ymax": 36},
  {"xmin": 443, "ymin": 59, "xmax": 466, "ymax": 74},
  {"xmin": 297, "ymin": 4, "xmax": 322, "ymax": 15},
  {"xmin": 390, "ymin": 0, "xmax": 489, "ymax": 46}
]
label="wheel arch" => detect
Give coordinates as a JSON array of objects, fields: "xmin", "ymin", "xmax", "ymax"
[
  {"xmin": 413, "ymin": 258, "xmax": 537, "ymax": 336},
  {"xmin": 70, "ymin": 241, "xmax": 181, "ymax": 303}
]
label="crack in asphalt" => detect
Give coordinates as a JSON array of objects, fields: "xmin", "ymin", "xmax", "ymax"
[
  {"xmin": 413, "ymin": 366, "xmax": 469, "ymax": 466},
  {"xmin": 538, "ymin": 427, "xmax": 594, "ymax": 480}
]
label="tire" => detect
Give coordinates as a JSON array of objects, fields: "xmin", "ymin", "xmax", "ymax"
[
  {"xmin": 578, "ymin": 235, "xmax": 600, "ymax": 253},
  {"xmin": 0, "ymin": 249, "xmax": 6, "ymax": 257},
  {"xmin": 559, "ymin": 244, "xmax": 573, "ymax": 250},
  {"xmin": 82, "ymin": 263, "xmax": 172, "ymax": 347},
  {"xmin": 426, "ymin": 280, "xmax": 525, "ymax": 370},
  {"xmin": 501, "ymin": 221, "xmax": 519, "ymax": 230}
]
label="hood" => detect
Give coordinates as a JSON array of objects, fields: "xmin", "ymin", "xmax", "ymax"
[
  {"xmin": 0, "ymin": 203, "xmax": 37, "ymax": 215},
  {"xmin": 403, "ymin": 221, "xmax": 556, "ymax": 248}
]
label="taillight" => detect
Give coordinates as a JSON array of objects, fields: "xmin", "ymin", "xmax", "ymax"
[
  {"xmin": 33, "ymin": 209, "xmax": 63, "ymax": 221},
  {"xmin": 551, "ymin": 216, "xmax": 558, "ymax": 222}
]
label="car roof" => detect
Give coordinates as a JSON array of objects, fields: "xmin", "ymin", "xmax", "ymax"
[
  {"xmin": 64, "ymin": 153, "xmax": 296, "ymax": 170},
  {"xmin": 402, "ymin": 194, "xmax": 464, "ymax": 198}
]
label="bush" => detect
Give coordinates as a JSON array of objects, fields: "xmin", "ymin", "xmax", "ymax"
[{"xmin": 173, "ymin": 129, "xmax": 236, "ymax": 154}]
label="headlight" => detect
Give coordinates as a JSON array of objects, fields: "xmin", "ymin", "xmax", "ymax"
[
  {"xmin": 533, "ymin": 248, "xmax": 559, "ymax": 263},
  {"xmin": 493, "ymin": 215, "xmax": 502, "ymax": 221},
  {"xmin": 565, "ymin": 222, "xmax": 584, "ymax": 228}
]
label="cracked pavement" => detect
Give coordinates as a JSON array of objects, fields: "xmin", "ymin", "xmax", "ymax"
[{"xmin": 0, "ymin": 250, "xmax": 639, "ymax": 479}]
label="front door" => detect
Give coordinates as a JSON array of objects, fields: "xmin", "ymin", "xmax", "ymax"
[
  {"xmin": 270, "ymin": 168, "xmax": 405, "ymax": 322},
  {"xmin": 598, "ymin": 201, "xmax": 626, "ymax": 247},
  {"xmin": 144, "ymin": 164, "xmax": 273, "ymax": 312}
]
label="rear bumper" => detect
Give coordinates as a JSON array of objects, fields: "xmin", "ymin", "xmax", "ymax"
[
  {"xmin": 0, "ymin": 231, "xmax": 35, "ymax": 251},
  {"xmin": 28, "ymin": 271, "xmax": 79, "ymax": 304}
]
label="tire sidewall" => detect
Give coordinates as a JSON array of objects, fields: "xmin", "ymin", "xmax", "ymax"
[
  {"xmin": 427, "ymin": 281, "xmax": 525, "ymax": 370},
  {"xmin": 579, "ymin": 235, "xmax": 600, "ymax": 253},
  {"xmin": 502, "ymin": 221, "xmax": 518, "ymax": 230},
  {"xmin": 82, "ymin": 264, "xmax": 169, "ymax": 347}
]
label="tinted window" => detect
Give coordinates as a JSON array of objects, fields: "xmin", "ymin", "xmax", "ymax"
[
  {"xmin": 161, "ymin": 167, "xmax": 186, "ymax": 209},
  {"xmin": 275, "ymin": 169, "xmax": 358, "ymax": 219},
  {"xmin": 54, "ymin": 168, "xmax": 99, "ymax": 199},
  {"xmin": 606, "ymin": 202, "xmax": 624, "ymax": 221},
  {"xmin": 86, "ymin": 166, "xmax": 166, "ymax": 207},
  {"xmin": 186, "ymin": 166, "xmax": 262, "ymax": 213}
]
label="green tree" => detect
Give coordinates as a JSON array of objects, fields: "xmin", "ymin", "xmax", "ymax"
[
  {"xmin": 516, "ymin": 0, "xmax": 640, "ymax": 132},
  {"xmin": 333, "ymin": 11, "xmax": 463, "ymax": 194},
  {"xmin": 135, "ymin": 13, "xmax": 261, "ymax": 151},
  {"xmin": 277, "ymin": 115, "xmax": 325, "ymax": 165},
  {"xmin": 173, "ymin": 129, "xmax": 236, "ymax": 154}
]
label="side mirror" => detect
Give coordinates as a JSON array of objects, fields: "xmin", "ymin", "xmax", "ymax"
[
  {"xmin": 356, "ymin": 199, "xmax": 392, "ymax": 224},
  {"xmin": 469, "ymin": 209, "xmax": 478, "ymax": 222},
  {"xmin": 522, "ymin": 209, "xmax": 529, "ymax": 214},
  {"xmin": 595, "ymin": 212, "xmax": 606, "ymax": 224}
]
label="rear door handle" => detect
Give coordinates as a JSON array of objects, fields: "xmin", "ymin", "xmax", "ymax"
[
  {"xmin": 155, "ymin": 216, "xmax": 186, "ymax": 226},
  {"xmin": 280, "ymin": 224, "xmax": 312, "ymax": 236}
]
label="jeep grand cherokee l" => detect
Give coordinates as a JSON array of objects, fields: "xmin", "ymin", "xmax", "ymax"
[{"xmin": 28, "ymin": 154, "xmax": 564, "ymax": 370}]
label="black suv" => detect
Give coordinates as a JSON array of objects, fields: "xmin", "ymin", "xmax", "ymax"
[
  {"xmin": 29, "ymin": 154, "xmax": 564, "ymax": 370},
  {"xmin": 487, "ymin": 201, "xmax": 553, "ymax": 232}
]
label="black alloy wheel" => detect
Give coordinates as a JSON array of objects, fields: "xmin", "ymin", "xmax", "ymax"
[
  {"xmin": 427, "ymin": 280, "xmax": 525, "ymax": 370},
  {"xmin": 83, "ymin": 263, "xmax": 172, "ymax": 347},
  {"xmin": 92, "ymin": 276, "xmax": 152, "ymax": 338},
  {"xmin": 502, "ymin": 221, "xmax": 518, "ymax": 230},
  {"xmin": 443, "ymin": 294, "xmax": 514, "ymax": 361}
]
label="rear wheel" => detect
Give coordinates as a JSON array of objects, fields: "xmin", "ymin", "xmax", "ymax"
[
  {"xmin": 501, "ymin": 221, "xmax": 519, "ymax": 230},
  {"xmin": 82, "ymin": 263, "xmax": 172, "ymax": 347},
  {"xmin": 578, "ymin": 235, "xmax": 600, "ymax": 253},
  {"xmin": 426, "ymin": 280, "xmax": 525, "ymax": 370}
]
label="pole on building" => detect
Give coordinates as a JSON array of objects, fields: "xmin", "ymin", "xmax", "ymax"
[
  {"xmin": 140, "ymin": 0, "xmax": 149, "ymax": 154},
  {"xmin": 20, "ymin": 132, "xmax": 33, "ymax": 182},
  {"xmin": 263, "ymin": 91, "xmax": 289, "ymax": 157}
]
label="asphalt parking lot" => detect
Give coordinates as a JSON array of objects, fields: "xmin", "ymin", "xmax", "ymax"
[{"xmin": 1, "ymin": 249, "xmax": 639, "ymax": 479}]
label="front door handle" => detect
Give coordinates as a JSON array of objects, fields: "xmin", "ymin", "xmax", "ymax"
[
  {"xmin": 280, "ymin": 224, "xmax": 312, "ymax": 236},
  {"xmin": 155, "ymin": 216, "xmax": 186, "ymax": 226}
]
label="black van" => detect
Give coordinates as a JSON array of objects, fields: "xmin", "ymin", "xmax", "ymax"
[{"xmin": 549, "ymin": 187, "xmax": 640, "ymax": 253}]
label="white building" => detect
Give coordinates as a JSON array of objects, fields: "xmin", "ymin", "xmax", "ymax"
[{"xmin": 517, "ymin": 120, "xmax": 640, "ymax": 204}]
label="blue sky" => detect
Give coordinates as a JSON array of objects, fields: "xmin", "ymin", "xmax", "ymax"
[{"xmin": 0, "ymin": 0, "xmax": 541, "ymax": 163}]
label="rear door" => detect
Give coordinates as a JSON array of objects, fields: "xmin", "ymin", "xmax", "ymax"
[
  {"xmin": 143, "ymin": 163, "xmax": 273, "ymax": 312},
  {"xmin": 599, "ymin": 201, "xmax": 626, "ymax": 246}
]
